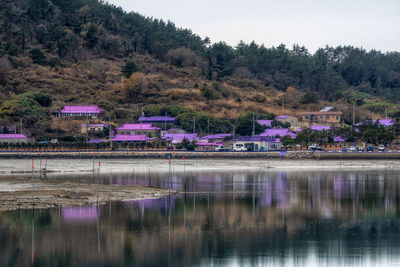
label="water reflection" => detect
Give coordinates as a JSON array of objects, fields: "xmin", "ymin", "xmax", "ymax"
[{"xmin": 1, "ymin": 169, "xmax": 400, "ymax": 266}]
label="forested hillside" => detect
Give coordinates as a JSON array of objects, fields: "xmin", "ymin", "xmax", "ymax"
[{"xmin": 1, "ymin": 0, "xmax": 400, "ymax": 136}]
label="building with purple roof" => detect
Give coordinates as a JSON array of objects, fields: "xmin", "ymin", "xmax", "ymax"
[
  {"xmin": 334, "ymin": 136, "xmax": 345, "ymax": 142},
  {"xmin": 233, "ymin": 135, "xmax": 282, "ymax": 151},
  {"xmin": 260, "ymin": 128, "xmax": 297, "ymax": 139},
  {"xmin": 257, "ymin": 120, "xmax": 272, "ymax": 127},
  {"xmin": 112, "ymin": 134, "xmax": 156, "ymax": 142},
  {"xmin": 0, "ymin": 134, "xmax": 28, "ymax": 143},
  {"xmin": 81, "ymin": 123, "xmax": 108, "ymax": 134},
  {"xmin": 138, "ymin": 116, "xmax": 176, "ymax": 130},
  {"xmin": 355, "ymin": 119, "xmax": 394, "ymax": 127},
  {"xmin": 60, "ymin": 105, "xmax": 102, "ymax": 118},
  {"xmin": 116, "ymin": 123, "xmax": 160, "ymax": 137},
  {"xmin": 162, "ymin": 133, "xmax": 198, "ymax": 144},
  {"xmin": 200, "ymin": 133, "xmax": 231, "ymax": 143},
  {"xmin": 310, "ymin": 125, "xmax": 331, "ymax": 131},
  {"xmin": 275, "ymin": 115, "xmax": 298, "ymax": 127}
]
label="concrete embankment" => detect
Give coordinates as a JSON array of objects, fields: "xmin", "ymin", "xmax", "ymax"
[
  {"xmin": 0, "ymin": 150, "xmax": 314, "ymax": 159},
  {"xmin": 316, "ymin": 151, "xmax": 400, "ymax": 160}
]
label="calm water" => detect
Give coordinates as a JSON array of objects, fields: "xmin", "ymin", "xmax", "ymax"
[{"xmin": 2, "ymin": 169, "xmax": 400, "ymax": 266}]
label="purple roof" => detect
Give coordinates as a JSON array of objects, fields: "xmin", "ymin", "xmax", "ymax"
[
  {"xmin": 88, "ymin": 139, "xmax": 103, "ymax": 143},
  {"xmin": 257, "ymin": 120, "xmax": 272, "ymax": 127},
  {"xmin": 201, "ymin": 133, "xmax": 231, "ymax": 139},
  {"xmin": 139, "ymin": 116, "xmax": 175, "ymax": 122},
  {"xmin": 112, "ymin": 134, "xmax": 155, "ymax": 142},
  {"xmin": 61, "ymin": 105, "xmax": 102, "ymax": 114},
  {"xmin": 276, "ymin": 115, "xmax": 290, "ymax": 119},
  {"xmin": 162, "ymin": 133, "xmax": 198, "ymax": 141},
  {"xmin": 355, "ymin": 119, "xmax": 394, "ymax": 127},
  {"xmin": 82, "ymin": 124, "xmax": 108, "ymax": 127},
  {"xmin": 260, "ymin": 129, "xmax": 296, "ymax": 139},
  {"xmin": 310, "ymin": 125, "xmax": 331, "ymax": 131},
  {"xmin": 0, "ymin": 134, "xmax": 27, "ymax": 139},
  {"xmin": 334, "ymin": 136, "xmax": 345, "ymax": 142},
  {"xmin": 116, "ymin": 123, "xmax": 160, "ymax": 131}
]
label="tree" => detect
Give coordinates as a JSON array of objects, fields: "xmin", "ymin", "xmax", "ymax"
[
  {"xmin": 235, "ymin": 113, "xmax": 265, "ymax": 136},
  {"xmin": 121, "ymin": 61, "xmax": 137, "ymax": 78},
  {"xmin": 29, "ymin": 48, "xmax": 46, "ymax": 65},
  {"xmin": 300, "ymin": 92, "xmax": 318, "ymax": 104},
  {"xmin": 123, "ymin": 73, "xmax": 148, "ymax": 100}
]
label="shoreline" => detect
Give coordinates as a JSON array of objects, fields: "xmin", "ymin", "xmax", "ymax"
[
  {"xmin": 1, "ymin": 150, "xmax": 400, "ymax": 160},
  {"xmin": 0, "ymin": 176, "xmax": 175, "ymax": 212}
]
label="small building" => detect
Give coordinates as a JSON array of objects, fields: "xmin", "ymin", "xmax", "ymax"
[
  {"xmin": 161, "ymin": 128, "xmax": 186, "ymax": 137},
  {"xmin": 275, "ymin": 115, "xmax": 298, "ymax": 127},
  {"xmin": 196, "ymin": 142, "xmax": 221, "ymax": 151},
  {"xmin": 112, "ymin": 134, "xmax": 156, "ymax": 142},
  {"xmin": 59, "ymin": 105, "xmax": 103, "ymax": 118},
  {"xmin": 81, "ymin": 123, "xmax": 108, "ymax": 134},
  {"xmin": 162, "ymin": 133, "xmax": 198, "ymax": 144},
  {"xmin": 138, "ymin": 116, "xmax": 176, "ymax": 130},
  {"xmin": 115, "ymin": 123, "xmax": 160, "ymax": 137},
  {"xmin": 257, "ymin": 120, "xmax": 273, "ymax": 128},
  {"xmin": 300, "ymin": 109, "xmax": 342, "ymax": 125},
  {"xmin": 260, "ymin": 128, "xmax": 296, "ymax": 139},
  {"xmin": 0, "ymin": 134, "xmax": 28, "ymax": 143},
  {"xmin": 234, "ymin": 136, "xmax": 283, "ymax": 151},
  {"xmin": 309, "ymin": 125, "xmax": 331, "ymax": 131},
  {"xmin": 200, "ymin": 133, "xmax": 231, "ymax": 143}
]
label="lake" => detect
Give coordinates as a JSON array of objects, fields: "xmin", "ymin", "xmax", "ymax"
[{"xmin": 1, "ymin": 167, "xmax": 400, "ymax": 266}]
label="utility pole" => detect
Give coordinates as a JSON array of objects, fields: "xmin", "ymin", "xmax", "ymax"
[
  {"xmin": 252, "ymin": 114, "xmax": 255, "ymax": 136},
  {"xmin": 165, "ymin": 111, "xmax": 167, "ymax": 131},
  {"xmin": 20, "ymin": 118, "xmax": 22, "ymax": 134},
  {"xmin": 207, "ymin": 117, "xmax": 210, "ymax": 134},
  {"xmin": 352, "ymin": 101, "xmax": 356, "ymax": 126},
  {"xmin": 385, "ymin": 106, "xmax": 388, "ymax": 119},
  {"xmin": 109, "ymin": 114, "xmax": 112, "ymax": 150},
  {"xmin": 193, "ymin": 116, "xmax": 196, "ymax": 135}
]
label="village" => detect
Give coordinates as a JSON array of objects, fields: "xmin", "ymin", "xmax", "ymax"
[{"xmin": 0, "ymin": 104, "xmax": 397, "ymax": 152}]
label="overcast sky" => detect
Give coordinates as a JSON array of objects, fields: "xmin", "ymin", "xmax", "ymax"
[{"xmin": 107, "ymin": 0, "xmax": 399, "ymax": 53}]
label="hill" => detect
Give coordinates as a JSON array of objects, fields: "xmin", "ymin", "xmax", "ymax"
[{"xmin": 1, "ymin": 0, "xmax": 400, "ymax": 137}]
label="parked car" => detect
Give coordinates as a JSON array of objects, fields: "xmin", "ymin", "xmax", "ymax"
[
  {"xmin": 349, "ymin": 146, "xmax": 356, "ymax": 152},
  {"xmin": 233, "ymin": 144, "xmax": 247, "ymax": 152},
  {"xmin": 356, "ymin": 146, "xmax": 364, "ymax": 152},
  {"xmin": 341, "ymin": 146, "xmax": 347, "ymax": 152},
  {"xmin": 308, "ymin": 144, "xmax": 322, "ymax": 151},
  {"xmin": 38, "ymin": 140, "xmax": 48, "ymax": 144},
  {"xmin": 216, "ymin": 145, "xmax": 230, "ymax": 152},
  {"xmin": 366, "ymin": 146, "xmax": 374, "ymax": 152},
  {"xmin": 378, "ymin": 144, "xmax": 385, "ymax": 152},
  {"xmin": 50, "ymin": 139, "xmax": 58, "ymax": 144}
]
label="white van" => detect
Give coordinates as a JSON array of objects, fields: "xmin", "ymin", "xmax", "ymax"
[{"xmin": 233, "ymin": 144, "xmax": 247, "ymax": 152}]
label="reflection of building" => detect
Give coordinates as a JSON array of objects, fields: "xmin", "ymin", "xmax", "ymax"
[{"xmin": 0, "ymin": 134, "xmax": 28, "ymax": 143}]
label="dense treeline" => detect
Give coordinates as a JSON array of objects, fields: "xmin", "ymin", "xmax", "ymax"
[{"xmin": 1, "ymin": 0, "xmax": 400, "ymax": 103}]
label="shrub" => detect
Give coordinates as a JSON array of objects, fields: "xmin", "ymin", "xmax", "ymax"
[{"xmin": 29, "ymin": 48, "xmax": 47, "ymax": 65}]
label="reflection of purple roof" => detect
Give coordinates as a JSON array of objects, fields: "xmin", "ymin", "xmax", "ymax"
[
  {"xmin": 257, "ymin": 120, "xmax": 272, "ymax": 127},
  {"xmin": 112, "ymin": 134, "xmax": 155, "ymax": 141},
  {"xmin": 162, "ymin": 133, "xmax": 198, "ymax": 141},
  {"xmin": 310, "ymin": 125, "xmax": 331, "ymax": 131},
  {"xmin": 116, "ymin": 123, "xmax": 160, "ymax": 130},
  {"xmin": 276, "ymin": 115, "xmax": 290, "ymax": 119},
  {"xmin": 88, "ymin": 139, "xmax": 102, "ymax": 143},
  {"xmin": 0, "ymin": 134, "xmax": 27, "ymax": 139},
  {"xmin": 334, "ymin": 136, "xmax": 345, "ymax": 142},
  {"xmin": 201, "ymin": 134, "xmax": 231, "ymax": 139},
  {"xmin": 139, "ymin": 116, "xmax": 175, "ymax": 122},
  {"xmin": 62, "ymin": 206, "xmax": 99, "ymax": 221},
  {"xmin": 61, "ymin": 105, "xmax": 102, "ymax": 114},
  {"xmin": 260, "ymin": 129, "xmax": 296, "ymax": 139},
  {"xmin": 355, "ymin": 119, "xmax": 393, "ymax": 127}
]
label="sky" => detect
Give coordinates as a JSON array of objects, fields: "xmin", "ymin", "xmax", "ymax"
[{"xmin": 107, "ymin": 0, "xmax": 400, "ymax": 53}]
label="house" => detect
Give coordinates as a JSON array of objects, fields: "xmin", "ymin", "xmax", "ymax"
[
  {"xmin": 257, "ymin": 120, "xmax": 273, "ymax": 128},
  {"xmin": 200, "ymin": 133, "xmax": 231, "ymax": 143},
  {"xmin": 300, "ymin": 108, "xmax": 342, "ymax": 125},
  {"xmin": 81, "ymin": 123, "xmax": 108, "ymax": 134},
  {"xmin": 115, "ymin": 123, "xmax": 160, "ymax": 137},
  {"xmin": 112, "ymin": 134, "xmax": 156, "ymax": 142},
  {"xmin": 334, "ymin": 136, "xmax": 345, "ymax": 143},
  {"xmin": 162, "ymin": 133, "xmax": 198, "ymax": 144},
  {"xmin": 233, "ymin": 136, "xmax": 282, "ymax": 151},
  {"xmin": 355, "ymin": 119, "xmax": 394, "ymax": 127},
  {"xmin": 59, "ymin": 105, "xmax": 102, "ymax": 118},
  {"xmin": 161, "ymin": 128, "xmax": 186, "ymax": 137},
  {"xmin": 309, "ymin": 125, "xmax": 331, "ymax": 131},
  {"xmin": 0, "ymin": 134, "xmax": 28, "ymax": 143},
  {"xmin": 196, "ymin": 142, "xmax": 221, "ymax": 151},
  {"xmin": 260, "ymin": 128, "xmax": 296, "ymax": 139},
  {"xmin": 275, "ymin": 115, "xmax": 298, "ymax": 127},
  {"xmin": 138, "ymin": 116, "xmax": 176, "ymax": 130}
]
